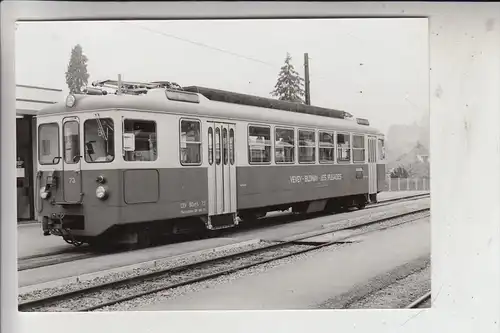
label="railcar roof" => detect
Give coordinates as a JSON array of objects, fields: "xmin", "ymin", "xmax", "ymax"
[{"xmin": 38, "ymin": 89, "xmax": 383, "ymax": 135}]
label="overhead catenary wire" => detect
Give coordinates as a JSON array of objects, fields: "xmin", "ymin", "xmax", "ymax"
[
  {"xmin": 121, "ymin": 21, "xmax": 424, "ymax": 114},
  {"xmin": 121, "ymin": 22, "xmax": 279, "ymax": 68}
]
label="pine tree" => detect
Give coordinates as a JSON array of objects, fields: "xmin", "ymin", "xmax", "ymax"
[
  {"xmin": 65, "ymin": 44, "xmax": 90, "ymax": 94},
  {"xmin": 270, "ymin": 52, "xmax": 305, "ymax": 103}
]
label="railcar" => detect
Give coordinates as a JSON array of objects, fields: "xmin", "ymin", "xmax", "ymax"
[{"xmin": 36, "ymin": 80, "xmax": 386, "ymax": 247}]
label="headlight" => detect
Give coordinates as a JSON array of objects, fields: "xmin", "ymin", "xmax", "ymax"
[
  {"xmin": 40, "ymin": 187, "xmax": 49, "ymax": 199},
  {"xmin": 96, "ymin": 186, "xmax": 108, "ymax": 200}
]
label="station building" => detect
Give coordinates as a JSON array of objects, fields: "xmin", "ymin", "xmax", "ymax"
[{"xmin": 16, "ymin": 84, "xmax": 63, "ymax": 222}]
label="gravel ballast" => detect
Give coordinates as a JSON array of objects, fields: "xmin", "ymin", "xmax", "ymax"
[
  {"xmin": 316, "ymin": 255, "xmax": 431, "ymax": 309},
  {"xmin": 100, "ymin": 218, "xmax": 429, "ymax": 311},
  {"xmin": 19, "ymin": 206, "xmax": 429, "ymax": 312}
]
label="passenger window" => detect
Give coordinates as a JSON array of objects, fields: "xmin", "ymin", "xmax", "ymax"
[
  {"xmin": 84, "ymin": 118, "xmax": 115, "ymax": 163},
  {"xmin": 229, "ymin": 128, "xmax": 235, "ymax": 165},
  {"xmin": 337, "ymin": 133, "xmax": 351, "ymax": 163},
  {"xmin": 319, "ymin": 131, "xmax": 335, "ymax": 163},
  {"xmin": 38, "ymin": 123, "xmax": 60, "ymax": 165},
  {"xmin": 299, "ymin": 130, "xmax": 316, "ymax": 163},
  {"xmin": 215, "ymin": 128, "xmax": 221, "ymax": 165},
  {"xmin": 275, "ymin": 127, "xmax": 295, "ymax": 163},
  {"xmin": 248, "ymin": 125, "xmax": 271, "ymax": 164},
  {"xmin": 123, "ymin": 119, "xmax": 157, "ymax": 162},
  {"xmin": 63, "ymin": 121, "xmax": 80, "ymax": 164},
  {"xmin": 223, "ymin": 128, "xmax": 228, "ymax": 165},
  {"xmin": 208, "ymin": 127, "xmax": 214, "ymax": 165},
  {"xmin": 180, "ymin": 119, "xmax": 201, "ymax": 165},
  {"xmin": 378, "ymin": 138, "xmax": 385, "ymax": 161},
  {"xmin": 353, "ymin": 135, "xmax": 365, "ymax": 163}
]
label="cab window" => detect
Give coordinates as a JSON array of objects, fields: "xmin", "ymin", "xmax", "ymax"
[
  {"xmin": 38, "ymin": 123, "xmax": 60, "ymax": 165},
  {"xmin": 84, "ymin": 118, "xmax": 115, "ymax": 163}
]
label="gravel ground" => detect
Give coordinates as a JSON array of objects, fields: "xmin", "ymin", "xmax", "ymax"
[
  {"xmin": 315, "ymin": 255, "xmax": 430, "ymax": 309},
  {"xmin": 99, "ymin": 217, "xmax": 428, "ymax": 311},
  {"xmin": 22, "ymin": 243, "xmax": 319, "ymax": 312},
  {"xmin": 345, "ymin": 262, "xmax": 431, "ymax": 309},
  {"xmin": 19, "ymin": 204, "xmax": 428, "ymax": 302},
  {"xmin": 98, "ymin": 242, "xmax": 354, "ymax": 312},
  {"xmin": 19, "ymin": 205, "xmax": 429, "ymax": 312},
  {"xmin": 18, "ymin": 240, "xmax": 273, "ymax": 304}
]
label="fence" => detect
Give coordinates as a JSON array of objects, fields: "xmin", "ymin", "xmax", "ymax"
[{"xmin": 383, "ymin": 177, "xmax": 430, "ymax": 192}]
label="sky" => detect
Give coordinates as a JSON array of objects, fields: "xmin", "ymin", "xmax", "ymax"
[{"xmin": 15, "ymin": 18, "xmax": 428, "ymax": 134}]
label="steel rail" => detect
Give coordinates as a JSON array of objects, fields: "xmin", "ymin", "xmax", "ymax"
[{"xmin": 19, "ymin": 207, "xmax": 430, "ymax": 312}]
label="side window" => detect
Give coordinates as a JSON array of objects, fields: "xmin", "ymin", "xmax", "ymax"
[
  {"xmin": 353, "ymin": 135, "xmax": 365, "ymax": 163},
  {"xmin": 229, "ymin": 128, "xmax": 235, "ymax": 165},
  {"xmin": 337, "ymin": 133, "xmax": 351, "ymax": 163},
  {"xmin": 223, "ymin": 128, "xmax": 228, "ymax": 165},
  {"xmin": 299, "ymin": 129, "xmax": 316, "ymax": 163},
  {"xmin": 123, "ymin": 119, "xmax": 157, "ymax": 162},
  {"xmin": 378, "ymin": 138, "xmax": 385, "ymax": 161},
  {"xmin": 215, "ymin": 128, "xmax": 221, "ymax": 165},
  {"xmin": 180, "ymin": 119, "xmax": 201, "ymax": 165},
  {"xmin": 275, "ymin": 127, "xmax": 295, "ymax": 163},
  {"xmin": 63, "ymin": 121, "xmax": 80, "ymax": 164},
  {"xmin": 248, "ymin": 125, "xmax": 271, "ymax": 164},
  {"xmin": 319, "ymin": 131, "xmax": 335, "ymax": 163},
  {"xmin": 84, "ymin": 118, "xmax": 115, "ymax": 163},
  {"xmin": 38, "ymin": 123, "xmax": 60, "ymax": 165},
  {"xmin": 208, "ymin": 127, "xmax": 214, "ymax": 165}
]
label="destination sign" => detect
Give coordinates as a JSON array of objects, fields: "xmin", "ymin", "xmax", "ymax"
[{"xmin": 290, "ymin": 173, "xmax": 342, "ymax": 184}]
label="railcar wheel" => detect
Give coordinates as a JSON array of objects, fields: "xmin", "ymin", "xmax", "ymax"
[{"xmin": 63, "ymin": 236, "xmax": 83, "ymax": 247}]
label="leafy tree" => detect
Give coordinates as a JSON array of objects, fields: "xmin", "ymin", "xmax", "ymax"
[
  {"xmin": 270, "ymin": 52, "xmax": 305, "ymax": 103},
  {"xmin": 65, "ymin": 44, "xmax": 90, "ymax": 94},
  {"xmin": 390, "ymin": 166, "xmax": 410, "ymax": 178}
]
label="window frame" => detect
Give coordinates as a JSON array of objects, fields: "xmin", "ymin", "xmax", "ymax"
[
  {"xmin": 208, "ymin": 127, "xmax": 214, "ymax": 165},
  {"xmin": 274, "ymin": 126, "xmax": 296, "ymax": 164},
  {"xmin": 179, "ymin": 117, "xmax": 202, "ymax": 166},
  {"xmin": 223, "ymin": 127, "xmax": 228, "ymax": 165},
  {"xmin": 298, "ymin": 128, "xmax": 317, "ymax": 164},
  {"xmin": 247, "ymin": 124, "xmax": 272, "ymax": 165},
  {"xmin": 336, "ymin": 131, "xmax": 352, "ymax": 164},
  {"xmin": 122, "ymin": 118, "xmax": 158, "ymax": 163},
  {"xmin": 352, "ymin": 133, "xmax": 366, "ymax": 164},
  {"xmin": 84, "ymin": 117, "xmax": 116, "ymax": 164},
  {"xmin": 318, "ymin": 130, "xmax": 336, "ymax": 164},
  {"xmin": 38, "ymin": 122, "xmax": 60, "ymax": 165},
  {"xmin": 215, "ymin": 127, "xmax": 221, "ymax": 165},
  {"xmin": 229, "ymin": 128, "xmax": 235, "ymax": 165},
  {"xmin": 378, "ymin": 137, "xmax": 386, "ymax": 161},
  {"xmin": 63, "ymin": 119, "xmax": 81, "ymax": 164}
]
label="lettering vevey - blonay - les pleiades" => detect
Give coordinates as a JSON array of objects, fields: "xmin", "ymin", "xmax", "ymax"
[{"xmin": 290, "ymin": 173, "xmax": 343, "ymax": 184}]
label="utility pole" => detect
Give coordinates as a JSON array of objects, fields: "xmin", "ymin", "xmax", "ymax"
[{"xmin": 304, "ymin": 53, "xmax": 311, "ymax": 105}]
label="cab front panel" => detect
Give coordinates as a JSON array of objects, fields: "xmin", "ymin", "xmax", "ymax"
[{"xmin": 38, "ymin": 167, "xmax": 209, "ymax": 237}]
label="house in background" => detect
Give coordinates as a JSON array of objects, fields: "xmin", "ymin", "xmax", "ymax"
[{"xmin": 16, "ymin": 84, "xmax": 63, "ymax": 222}]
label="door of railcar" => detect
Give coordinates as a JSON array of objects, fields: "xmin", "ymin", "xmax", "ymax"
[
  {"xmin": 207, "ymin": 122, "xmax": 237, "ymax": 216},
  {"xmin": 367, "ymin": 136, "xmax": 377, "ymax": 195},
  {"xmin": 62, "ymin": 117, "xmax": 83, "ymax": 203}
]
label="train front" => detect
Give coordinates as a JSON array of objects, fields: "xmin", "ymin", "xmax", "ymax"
[{"xmin": 36, "ymin": 94, "xmax": 119, "ymax": 246}]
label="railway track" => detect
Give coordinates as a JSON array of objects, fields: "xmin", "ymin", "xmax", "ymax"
[
  {"xmin": 18, "ymin": 251, "xmax": 97, "ymax": 272},
  {"xmin": 406, "ymin": 291, "xmax": 431, "ymax": 308},
  {"xmin": 18, "ymin": 193, "xmax": 429, "ymax": 272},
  {"xmin": 19, "ymin": 206, "xmax": 430, "ymax": 312}
]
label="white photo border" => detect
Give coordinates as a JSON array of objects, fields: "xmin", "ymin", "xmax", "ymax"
[{"xmin": 2, "ymin": 2, "xmax": 500, "ymax": 333}]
